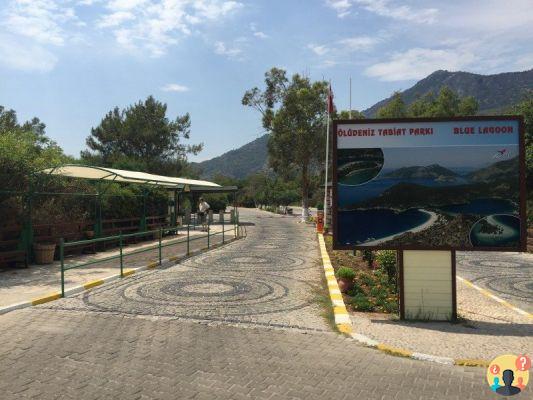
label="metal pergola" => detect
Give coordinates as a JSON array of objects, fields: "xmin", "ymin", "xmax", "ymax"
[{"xmin": 2, "ymin": 164, "xmax": 238, "ymax": 260}]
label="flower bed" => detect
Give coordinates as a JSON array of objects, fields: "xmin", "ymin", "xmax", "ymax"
[{"xmin": 324, "ymin": 235, "xmax": 398, "ymax": 314}]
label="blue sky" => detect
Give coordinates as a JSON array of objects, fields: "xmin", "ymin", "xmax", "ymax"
[{"xmin": 1, "ymin": 1, "xmax": 532, "ymax": 162}]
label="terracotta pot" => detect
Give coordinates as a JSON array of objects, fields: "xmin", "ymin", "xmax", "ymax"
[
  {"xmin": 33, "ymin": 243, "xmax": 56, "ymax": 265},
  {"xmin": 338, "ymin": 277, "xmax": 353, "ymax": 293},
  {"xmin": 84, "ymin": 230, "xmax": 95, "ymax": 239}
]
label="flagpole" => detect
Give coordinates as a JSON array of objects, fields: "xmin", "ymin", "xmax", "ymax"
[
  {"xmin": 349, "ymin": 77, "xmax": 352, "ymax": 118},
  {"xmin": 323, "ymin": 84, "xmax": 331, "ymax": 229}
]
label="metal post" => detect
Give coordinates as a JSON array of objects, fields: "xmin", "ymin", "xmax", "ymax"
[
  {"xmin": 323, "ymin": 97, "xmax": 331, "ymax": 230},
  {"xmin": 119, "ymin": 233, "xmax": 123, "ymax": 277},
  {"xmin": 140, "ymin": 189, "xmax": 147, "ymax": 231},
  {"xmin": 95, "ymin": 187, "xmax": 103, "ymax": 238},
  {"xmin": 158, "ymin": 227, "xmax": 162, "ymax": 265},
  {"xmin": 207, "ymin": 219, "xmax": 210, "ymax": 249},
  {"xmin": 222, "ymin": 214, "xmax": 225, "ymax": 244},
  {"xmin": 20, "ymin": 184, "xmax": 34, "ymax": 261},
  {"xmin": 187, "ymin": 223, "xmax": 190, "ymax": 255},
  {"xmin": 60, "ymin": 238, "xmax": 65, "ymax": 297}
]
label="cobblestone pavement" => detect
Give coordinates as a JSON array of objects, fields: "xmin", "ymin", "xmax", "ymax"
[
  {"xmin": 0, "ymin": 225, "xmax": 230, "ymax": 307},
  {"xmin": 457, "ymin": 251, "xmax": 533, "ymax": 313},
  {"xmin": 0, "ymin": 209, "xmax": 489, "ymax": 399}
]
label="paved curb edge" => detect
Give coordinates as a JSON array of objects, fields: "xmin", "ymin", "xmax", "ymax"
[
  {"xmin": 0, "ymin": 238, "xmax": 240, "ymax": 317},
  {"xmin": 317, "ymin": 234, "xmax": 489, "ymax": 368}
]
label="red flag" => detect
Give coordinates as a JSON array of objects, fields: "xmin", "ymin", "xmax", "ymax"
[{"xmin": 327, "ymin": 84, "xmax": 334, "ymax": 114}]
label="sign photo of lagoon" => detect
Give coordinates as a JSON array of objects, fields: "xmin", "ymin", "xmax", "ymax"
[{"xmin": 332, "ymin": 117, "xmax": 525, "ymax": 251}]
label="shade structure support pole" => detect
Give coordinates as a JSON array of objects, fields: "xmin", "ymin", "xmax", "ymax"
[
  {"xmin": 20, "ymin": 179, "xmax": 34, "ymax": 262},
  {"xmin": 94, "ymin": 183, "xmax": 103, "ymax": 238},
  {"xmin": 140, "ymin": 188, "xmax": 147, "ymax": 232}
]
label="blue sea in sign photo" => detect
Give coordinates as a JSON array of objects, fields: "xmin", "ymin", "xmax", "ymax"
[
  {"xmin": 470, "ymin": 215, "xmax": 521, "ymax": 247},
  {"xmin": 338, "ymin": 208, "xmax": 431, "ymax": 245},
  {"xmin": 336, "ymin": 145, "xmax": 521, "ymax": 247}
]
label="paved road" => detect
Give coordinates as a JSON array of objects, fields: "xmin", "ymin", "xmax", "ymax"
[
  {"xmin": 0, "ymin": 209, "xmax": 488, "ymax": 399},
  {"xmin": 457, "ymin": 251, "xmax": 533, "ymax": 313}
]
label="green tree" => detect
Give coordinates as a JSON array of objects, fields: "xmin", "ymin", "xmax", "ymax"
[
  {"xmin": 0, "ymin": 106, "xmax": 65, "ymax": 191},
  {"xmin": 513, "ymin": 93, "xmax": 533, "ymax": 222},
  {"xmin": 336, "ymin": 110, "xmax": 365, "ymax": 119},
  {"xmin": 243, "ymin": 68, "xmax": 328, "ymax": 219},
  {"xmin": 82, "ymin": 96, "xmax": 202, "ymax": 175},
  {"xmin": 376, "ymin": 92, "xmax": 407, "ymax": 118},
  {"xmin": 379, "ymin": 87, "xmax": 479, "ymax": 118}
]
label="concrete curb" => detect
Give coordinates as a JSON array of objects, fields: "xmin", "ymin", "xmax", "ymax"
[
  {"xmin": 0, "ymin": 238, "xmax": 239, "ymax": 317},
  {"xmin": 317, "ymin": 234, "xmax": 352, "ymax": 335},
  {"xmin": 317, "ymin": 234, "xmax": 489, "ymax": 368}
]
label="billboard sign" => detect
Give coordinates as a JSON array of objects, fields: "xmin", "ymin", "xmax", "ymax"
[{"xmin": 332, "ymin": 116, "xmax": 525, "ymax": 251}]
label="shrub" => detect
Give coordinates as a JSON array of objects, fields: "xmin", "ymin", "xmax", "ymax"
[
  {"xmin": 347, "ymin": 282, "xmax": 364, "ymax": 296},
  {"xmin": 351, "ymin": 293, "xmax": 373, "ymax": 311},
  {"xmin": 336, "ymin": 267, "xmax": 355, "ymax": 280},
  {"xmin": 362, "ymin": 250, "xmax": 375, "ymax": 268},
  {"xmin": 375, "ymin": 250, "xmax": 397, "ymax": 284}
]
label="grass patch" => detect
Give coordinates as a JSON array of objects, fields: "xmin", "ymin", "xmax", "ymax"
[{"xmin": 314, "ymin": 260, "xmax": 337, "ymax": 331}]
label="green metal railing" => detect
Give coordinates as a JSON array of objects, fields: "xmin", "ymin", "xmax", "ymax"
[{"xmin": 59, "ymin": 215, "xmax": 243, "ymax": 297}]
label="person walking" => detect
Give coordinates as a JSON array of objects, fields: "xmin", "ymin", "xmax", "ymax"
[{"xmin": 198, "ymin": 197, "xmax": 210, "ymax": 232}]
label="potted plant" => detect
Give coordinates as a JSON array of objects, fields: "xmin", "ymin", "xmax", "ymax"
[{"xmin": 336, "ymin": 267, "xmax": 355, "ymax": 293}]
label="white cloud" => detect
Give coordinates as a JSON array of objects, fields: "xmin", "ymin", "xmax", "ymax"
[
  {"xmin": 339, "ymin": 36, "xmax": 381, "ymax": 51},
  {"xmin": 325, "ymin": 0, "xmax": 352, "ymax": 18},
  {"xmin": 0, "ymin": 35, "xmax": 58, "ymax": 72},
  {"xmin": 253, "ymin": 31, "xmax": 268, "ymax": 39},
  {"xmin": 354, "ymin": 0, "xmax": 437, "ymax": 24},
  {"xmin": 214, "ymin": 40, "xmax": 242, "ymax": 59},
  {"xmin": 97, "ymin": 11, "xmax": 134, "ymax": 28},
  {"xmin": 326, "ymin": 0, "xmax": 437, "ymax": 23},
  {"xmin": 4, "ymin": 0, "xmax": 78, "ymax": 46},
  {"xmin": 96, "ymin": 0, "xmax": 243, "ymax": 57},
  {"xmin": 161, "ymin": 83, "xmax": 190, "ymax": 92},
  {"xmin": 307, "ymin": 35, "xmax": 382, "ymax": 65},
  {"xmin": 307, "ymin": 44, "xmax": 329, "ymax": 56},
  {"xmin": 365, "ymin": 47, "xmax": 475, "ymax": 81},
  {"xmin": 250, "ymin": 23, "xmax": 268, "ymax": 39}
]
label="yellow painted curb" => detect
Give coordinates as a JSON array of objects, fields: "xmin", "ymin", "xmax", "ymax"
[
  {"xmin": 169, "ymin": 256, "xmax": 179, "ymax": 262},
  {"xmin": 147, "ymin": 261, "xmax": 158, "ymax": 269},
  {"xmin": 122, "ymin": 269, "xmax": 135, "ymax": 277},
  {"xmin": 31, "ymin": 293, "xmax": 62, "ymax": 305},
  {"xmin": 334, "ymin": 306, "xmax": 348, "ymax": 315},
  {"xmin": 376, "ymin": 344, "xmax": 412, "ymax": 358},
  {"xmin": 317, "ymin": 234, "xmax": 354, "ymax": 336},
  {"xmin": 454, "ymin": 359, "xmax": 490, "ymax": 367},
  {"xmin": 84, "ymin": 279, "xmax": 104, "ymax": 290},
  {"xmin": 337, "ymin": 323, "xmax": 353, "ymax": 334}
]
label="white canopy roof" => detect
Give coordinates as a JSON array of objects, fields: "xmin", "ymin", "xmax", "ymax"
[{"xmin": 40, "ymin": 164, "xmax": 219, "ymax": 189}]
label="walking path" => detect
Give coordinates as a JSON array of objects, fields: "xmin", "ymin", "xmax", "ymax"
[
  {"xmin": 348, "ymin": 250, "xmax": 532, "ymax": 361},
  {"xmin": 457, "ymin": 251, "xmax": 533, "ymax": 313},
  {"xmin": 0, "ymin": 224, "xmax": 227, "ymax": 307},
  {"xmin": 0, "ymin": 209, "xmax": 489, "ymax": 399}
]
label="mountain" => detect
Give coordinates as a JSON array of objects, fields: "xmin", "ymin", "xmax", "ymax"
[
  {"xmin": 467, "ymin": 156, "xmax": 520, "ymax": 183},
  {"xmin": 192, "ymin": 134, "xmax": 269, "ymax": 179},
  {"xmin": 384, "ymin": 164, "xmax": 459, "ymax": 180},
  {"xmin": 194, "ymin": 69, "xmax": 531, "ymax": 179},
  {"xmin": 363, "ymin": 69, "xmax": 533, "ymax": 116}
]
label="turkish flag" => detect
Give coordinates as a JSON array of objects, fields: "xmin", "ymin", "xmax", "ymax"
[{"xmin": 327, "ymin": 84, "xmax": 334, "ymax": 114}]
